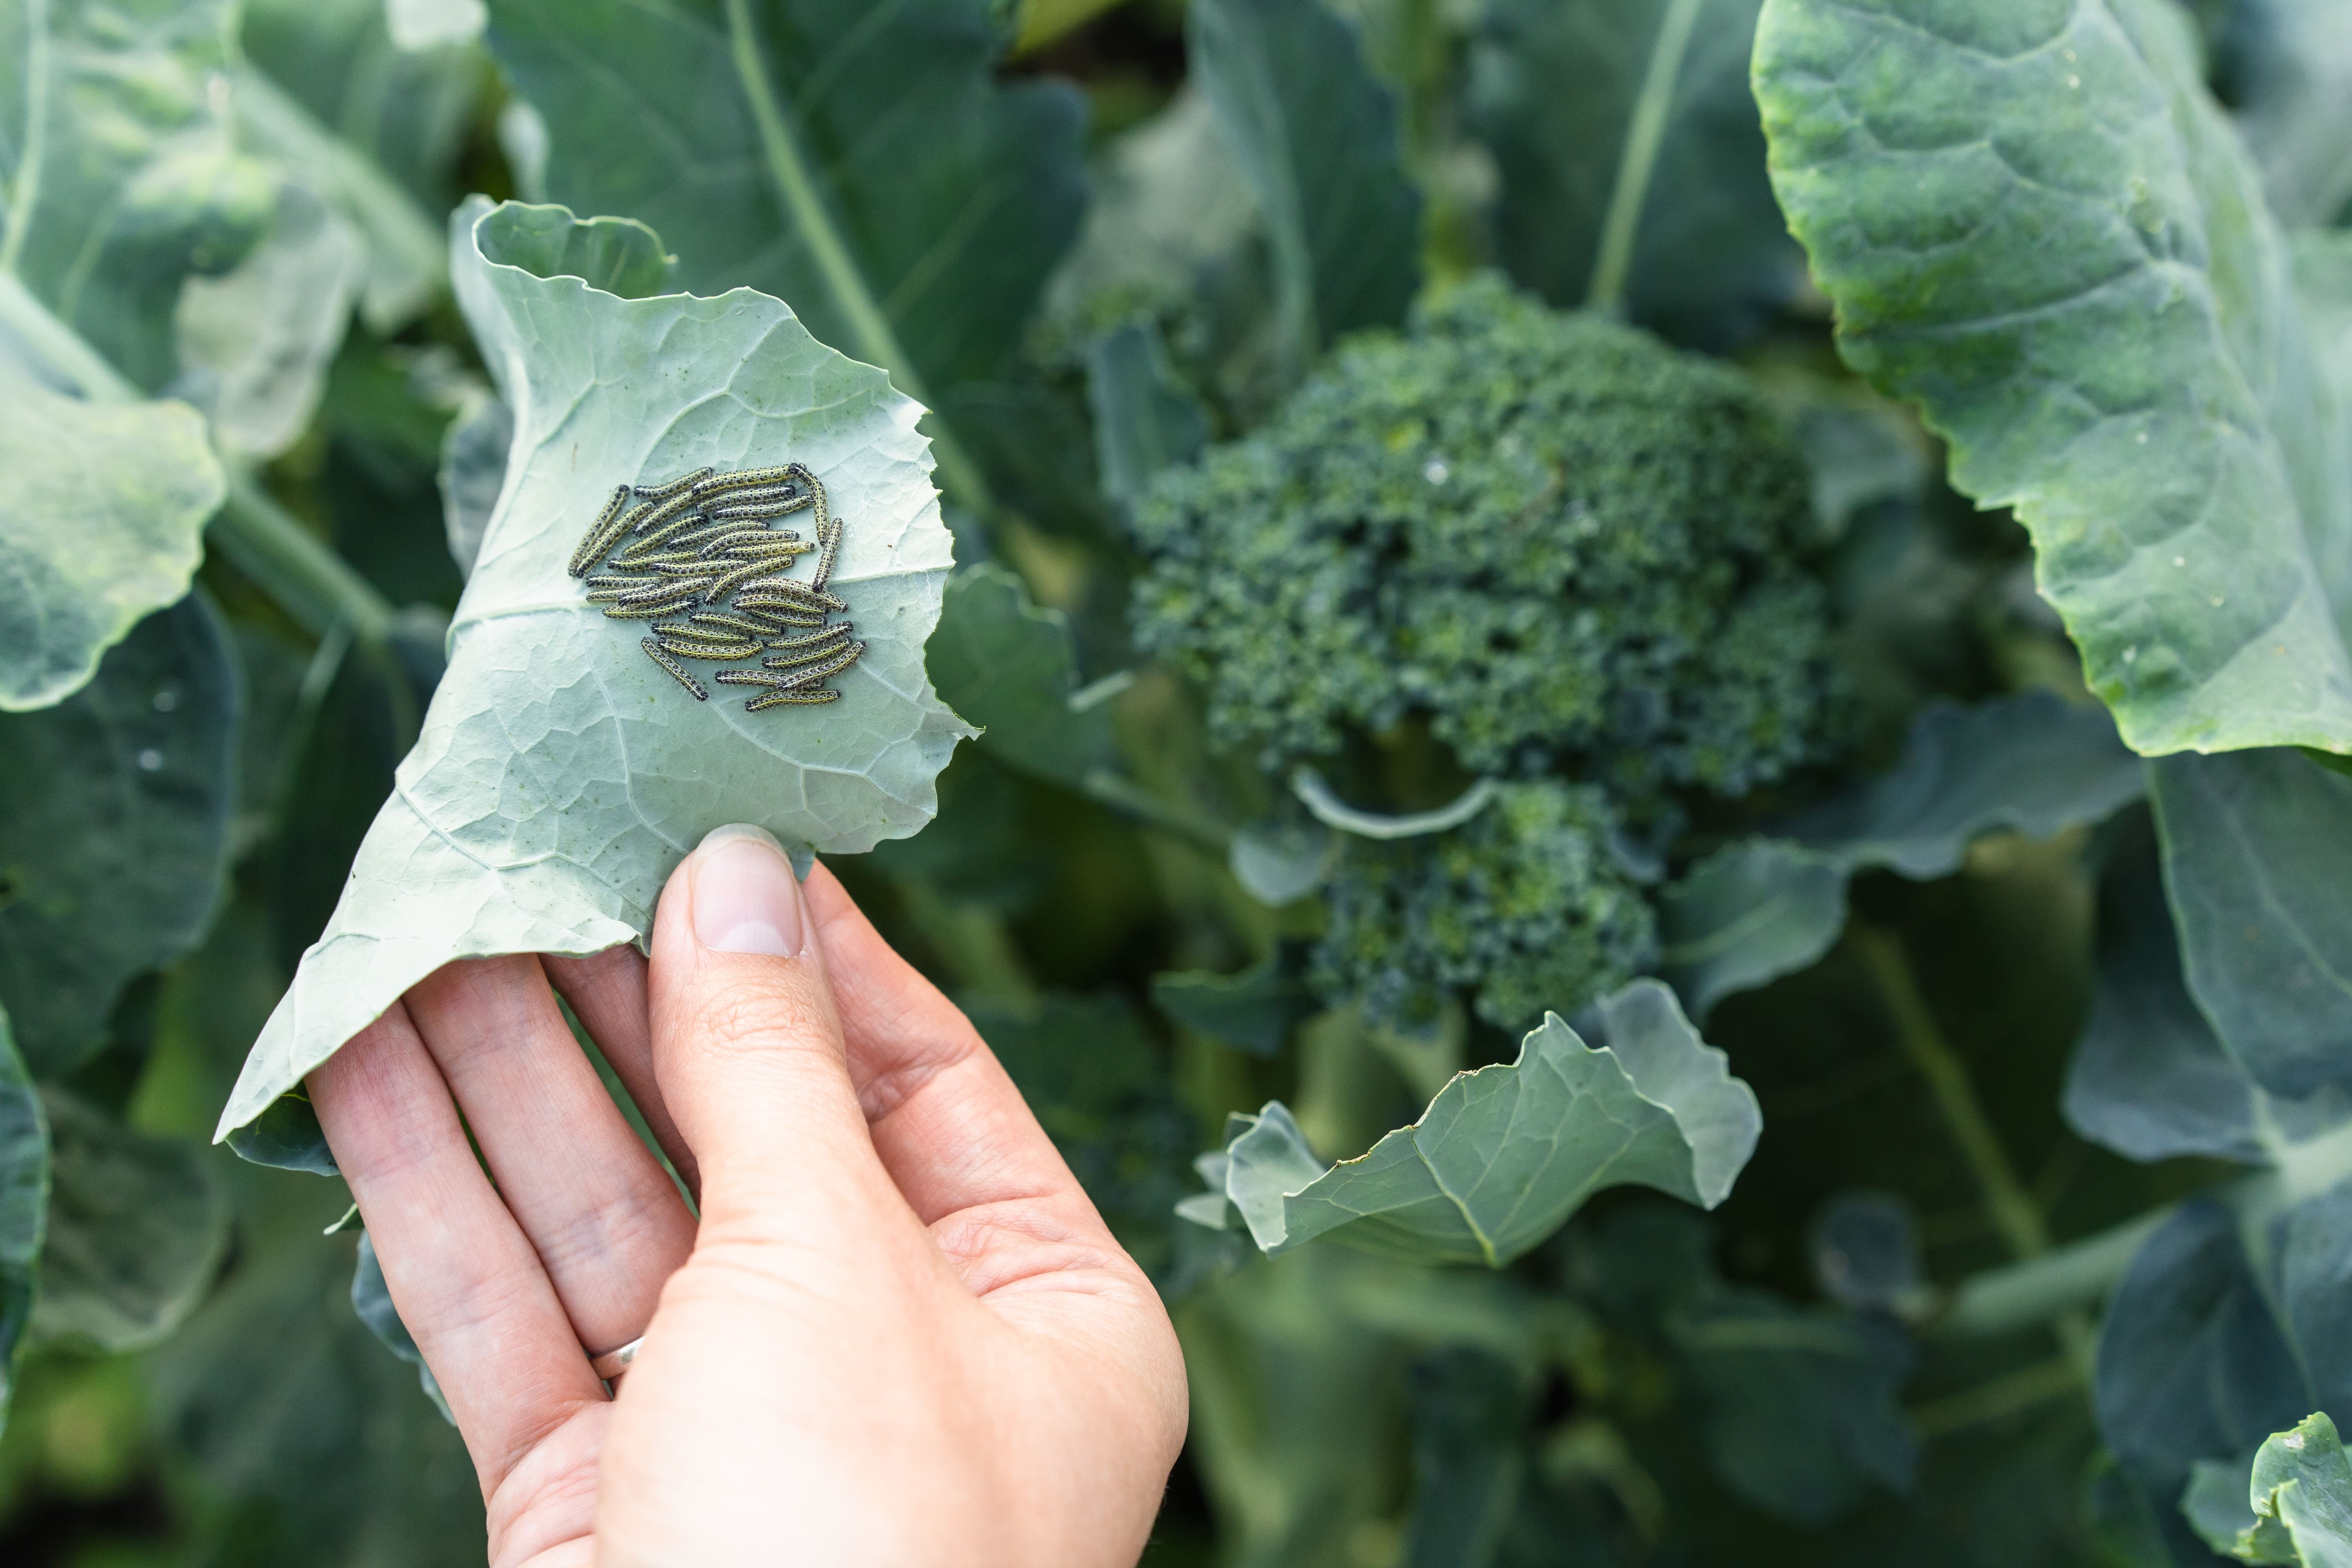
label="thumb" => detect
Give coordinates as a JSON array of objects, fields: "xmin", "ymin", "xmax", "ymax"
[{"xmin": 646, "ymin": 824, "xmax": 891, "ymax": 1235}]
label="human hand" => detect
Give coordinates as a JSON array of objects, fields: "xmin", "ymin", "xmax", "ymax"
[{"xmin": 307, "ymin": 825, "xmax": 1188, "ymax": 1567}]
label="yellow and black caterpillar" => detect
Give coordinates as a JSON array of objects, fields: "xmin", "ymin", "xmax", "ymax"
[{"xmin": 570, "ymin": 464, "xmax": 865, "ymax": 711}]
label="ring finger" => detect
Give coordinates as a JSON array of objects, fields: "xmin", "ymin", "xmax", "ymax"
[{"xmin": 403, "ymin": 953, "xmax": 698, "ymax": 1360}]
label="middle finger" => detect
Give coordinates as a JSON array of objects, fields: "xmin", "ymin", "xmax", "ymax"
[{"xmin": 405, "ymin": 954, "xmax": 697, "ymax": 1359}]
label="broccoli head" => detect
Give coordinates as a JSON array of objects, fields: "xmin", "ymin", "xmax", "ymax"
[
  {"xmin": 1129, "ymin": 274, "xmax": 1838, "ymax": 798},
  {"xmin": 1313, "ymin": 780, "xmax": 1657, "ymax": 1033}
]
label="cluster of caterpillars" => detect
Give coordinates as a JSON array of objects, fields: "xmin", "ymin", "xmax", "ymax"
[{"xmin": 569, "ymin": 463, "xmax": 866, "ymax": 711}]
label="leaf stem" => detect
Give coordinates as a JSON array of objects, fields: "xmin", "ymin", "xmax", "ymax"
[
  {"xmin": 1851, "ymin": 923, "xmax": 2099, "ymax": 1375},
  {"xmin": 1907, "ymin": 1353, "xmax": 2085, "ymax": 1437},
  {"xmin": 1934, "ymin": 1207, "xmax": 2170, "ymax": 1340},
  {"xmin": 889, "ymin": 877, "xmax": 1039, "ymax": 1006},
  {"xmin": 720, "ymin": 0, "xmax": 995, "ymax": 519},
  {"xmin": 1586, "ymin": 0, "xmax": 1703, "ymax": 312},
  {"xmin": 0, "ymin": 270, "xmax": 134, "ymax": 401},
  {"xmin": 1080, "ymin": 766, "xmax": 1235, "ymax": 855},
  {"xmin": 208, "ymin": 475, "xmax": 397, "ymax": 644}
]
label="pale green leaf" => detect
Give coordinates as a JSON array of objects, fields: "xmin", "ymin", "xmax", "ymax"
[
  {"xmin": 30, "ymin": 1088, "xmax": 228, "ymax": 1353},
  {"xmin": 1755, "ymin": 0, "xmax": 2352, "ymax": 756},
  {"xmin": 0, "ymin": 368, "xmax": 227, "ymax": 711},
  {"xmin": 1189, "ymin": 0, "xmax": 1421, "ymax": 379},
  {"xmin": 239, "ymin": 0, "xmax": 477, "ymax": 331},
  {"xmin": 1657, "ymin": 840, "xmax": 1846, "ymax": 1018},
  {"xmin": 0, "ymin": 597, "xmax": 239, "ymax": 1075},
  {"xmin": 173, "ymin": 184, "xmax": 364, "ymax": 460},
  {"xmin": 1469, "ymin": 0, "xmax": 1805, "ymax": 345},
  {"xmin": 1659, "ymin": 693, "xmax": 2141, "ymax": 1018},
  {"xmin": 2183, "ymin": 1455, "xmax": 2286, "ymax": 1562},
  {"xmin": 2243, "ymin": 1413, "xmax": 2352, "ymax": 1568},
  {"xmin": 1085, "ymin": 320, "xmax": 1209, "ymax": 507},
  {"xmin": 0, "ymin": 1002, "xmax": 46, "ymax": 1437},
  {"xmin": 1785, "ymin": 692, "xmax": 2146, "ymax": 877},
  {"xmin": 2152, "ymin": 747, "xmax": 2352, "ymax": 1098},
  {"xmin": 2218, "ymin": 0, "xmax": 2352, "ymax": 227},
  {"xmin": 216, "ymin": 200, "xmax": 971, "ymax": 1140},
  {"xmin": 1207, "ymin": 980, "xmax": 1759, "ymax": 1266},
  {"xmin": 927, "ymin": 563, "xmax": 1111, "ymax": 788},
  {"xmin": 387, "ymin": 0, "xmax": 486, "ymax": 51},
  {"xmin": 0, "ymin": 0, "xmax": 276, "ymax": 387},
  {"xmin": 439, "ymin": 390, "xmax": 512, "ymax": 578}
]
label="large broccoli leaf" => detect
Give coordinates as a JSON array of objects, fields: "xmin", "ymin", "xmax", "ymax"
[
  {"xmin": 1660, "ymin": 693, "xmax": 2145, "ymax": 1016},
  {"xmin": 2218, "ymin": 0, "xmax": 2352, "ymax": 228},
  {"xmin": 0, "ymin": 1003, "xmax": 44, "ymax": 1436},
  {"xmin": 216, "ymin": 200, "xmax": 970, "ymax": 1141},
  {"xmin": 483, "ymin": 0, "xmax": 1084, "ymax": 507},
  {"xmin": 0, "ymin": 597, "xmax": 239, "ymax": 1076},
  {"xmin": 1755, "ymin": 0, "xmax": 2352, "ymax": 758},
  {"xmin": 1468, "ymin": 0, "xmax": 1805, "ymax": 347},
  {"xmin": 1189, "ymin": 981, "xmax": 1759, "ymax": 1267},
  {"xmin": 2151, "ymin": 748, "xmax": 2352, "ymax": 1099},
  {"xmin": 0, "ymin": 0, "xmax": 275, "ymax": 388},
  {"xmin": 2097, "ymin": 1187, "xmax": 2352, "ymax": 1568},
  {"xmin": 1188, "ymin": 0, "xmax": 1421, "ymax": 379},
  {"xmin": 926, "ymin": 564, "xmax": 1112, "ymax": 789},
  {"xmin": 29, "ymin": 1089, "xmax": 227, "ymax": 1354},
  {"xmin": 237, "ymin": 0, "xmax": 475, "ymax": 332},
  {"xmin": 0, "ymin": 367, "xmax": 226, "ymax": 710}
]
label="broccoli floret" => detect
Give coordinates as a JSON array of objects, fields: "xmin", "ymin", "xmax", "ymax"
[
  {"xmin": 1129, "ymin": 274, "xmax": 1838, "ymax": 798},
  {"xmin": 1313, "ymin": 781, "xmax": 1657, "ymax": 1033}
]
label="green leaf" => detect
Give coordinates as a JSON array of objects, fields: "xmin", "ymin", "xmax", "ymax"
[
  {"xmin": 1469, "ymin": 0, "xmax": 1804, "ymax": 346},
  {"xmin": 927, "ymin": 563, "xmax": 1112, "ymax": 788},
  {"xmin": 1658, "ymin": 693, "xmax": 2142, "ymax": 1018},
  {"xmin": 353, "ymin": 1232, "xmax": 451, "ymax": 1422},
  {"xmin": 387, "ymin": 0, "xmax": 486, "ymax": 52},
  {"xmin": 1085, "ymin": 320, "xmax": 1209, "ymax": 508},
  {"xmin": 439, "ymin": 390, "xmax": 512, "ymax": 578},
  {"xmin": 1669, "ymin": 1289, "xmax": 1918, "ymax": 1525},
  {"xmin": 152, "ymin": 1226, "xmax": 483, "ymax": 1563},
  {"xmin": 172, "ymin": 184, "xmax": 364, "ymax": 460},
  {"xmin": 0, "ymin": 596, "xmax": 239, "ymax": 1076},
  {"xmin": 2151, "ymin": 748, "xmax": 2352, "ymax": 1098},
  {"xmin": 0, "ymin": 1003, "xmax": 47, "ymax": 1437},
  {"xmin": 1657, "ymin": 840, "xmax": 1847, "ymax": 1019},
  {"xmin": 238, "ymin": 0, "xmax": 480, "ymax": 331},
  {"xmin": 1201, "ymin": 980, "xmax": 1760, "ymax": 1266},
  {"xmin": 30, "ymin": 1088, "xmax": 229, "ymax": 1353},
  {"xmin": 1152, "ymin": 942, "xmax": 1321, "ymax": 1058},
  {"xmin": 0, "ymin": 367, "xmax": 227, "ymax": 711},
  {"xmin": 2063, "ymin": 810, "xmax": 2283, "ymax": 1165},
  {"xmin": 2096, "ymin": 1194, "xmax": 2352, "ymax": 1564},
  {"xmin": 217, "ymin": 200, "xmax": 971, "ymax": 1141},
  {"xmin": 0, "ymin": 0, "xmax": 277, "ymax": 387},
  {"xmin": 1755, "ymin": 0, "xmax": 2352, "ymax": 757},
  {"xmin": 2184, "ymin": 1454, "xmax": 2289, "ymax": 1563},
  {"xmin": 2218, "ymin": 0, "xmax": 2352, "ymax": 228},
  {"xmin": 2240, "ymin": 1413, "xmax": 2352, "ymax": 1568},
  {"xmin": 483, "ymin": 0, "xmax": 1085, "ymax": 461},
  {"xmin": 1785, "ymin": 693, "xmax": 2146, "ymax": 878},
  {"xmin": 1188, "ymin": 0, "xmax": 1421, "ymax": 379}
]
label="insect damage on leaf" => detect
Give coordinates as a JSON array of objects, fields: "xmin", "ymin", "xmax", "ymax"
[{"xmin": 570, "ymin": 463, "xmax": 865, "ymax": 710}]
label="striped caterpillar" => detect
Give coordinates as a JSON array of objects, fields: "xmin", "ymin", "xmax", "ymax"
[{"xmin": 570, "ymin": 463, "xmax": 860, "ymax": 710}]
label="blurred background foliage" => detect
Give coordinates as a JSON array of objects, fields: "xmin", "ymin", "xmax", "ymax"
[{"xmin": 0, "ymin": 0, "xmax": 2328, "ymax": 1564}]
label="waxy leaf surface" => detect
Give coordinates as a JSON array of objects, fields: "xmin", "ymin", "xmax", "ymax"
[
  {"xmin": 1755, "ymin": 0, "xmax": 2352, "ymax": 757},
  {"xmin": 1200, "ymin": 981, "xmax": 1760, "ymax": 1266},
  {"xmin": 217, "ymin": 200, "xmax": 970, "ymax": 1139}
]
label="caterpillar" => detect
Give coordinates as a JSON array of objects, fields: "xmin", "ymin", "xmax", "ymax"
[
  {"xmin": 575, "ymin": 462, "xmax": 858, "ymax": 711},
  {"xmin": 641, "ymin": 638, "xmax": 709, "ymax": 700},
  {"xmin": 569, "ymin": 486, "xmax": 635, "ymax": 577}
]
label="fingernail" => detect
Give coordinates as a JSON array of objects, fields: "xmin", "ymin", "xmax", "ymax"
[{"xmin": 690, "ymin": 824, "xmax": 804, "ymax": 956}]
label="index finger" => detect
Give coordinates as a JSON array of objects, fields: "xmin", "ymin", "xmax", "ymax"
[{"xmin": 802, "ymin": 864, "xmax": 1097, "ymax": 1234}]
